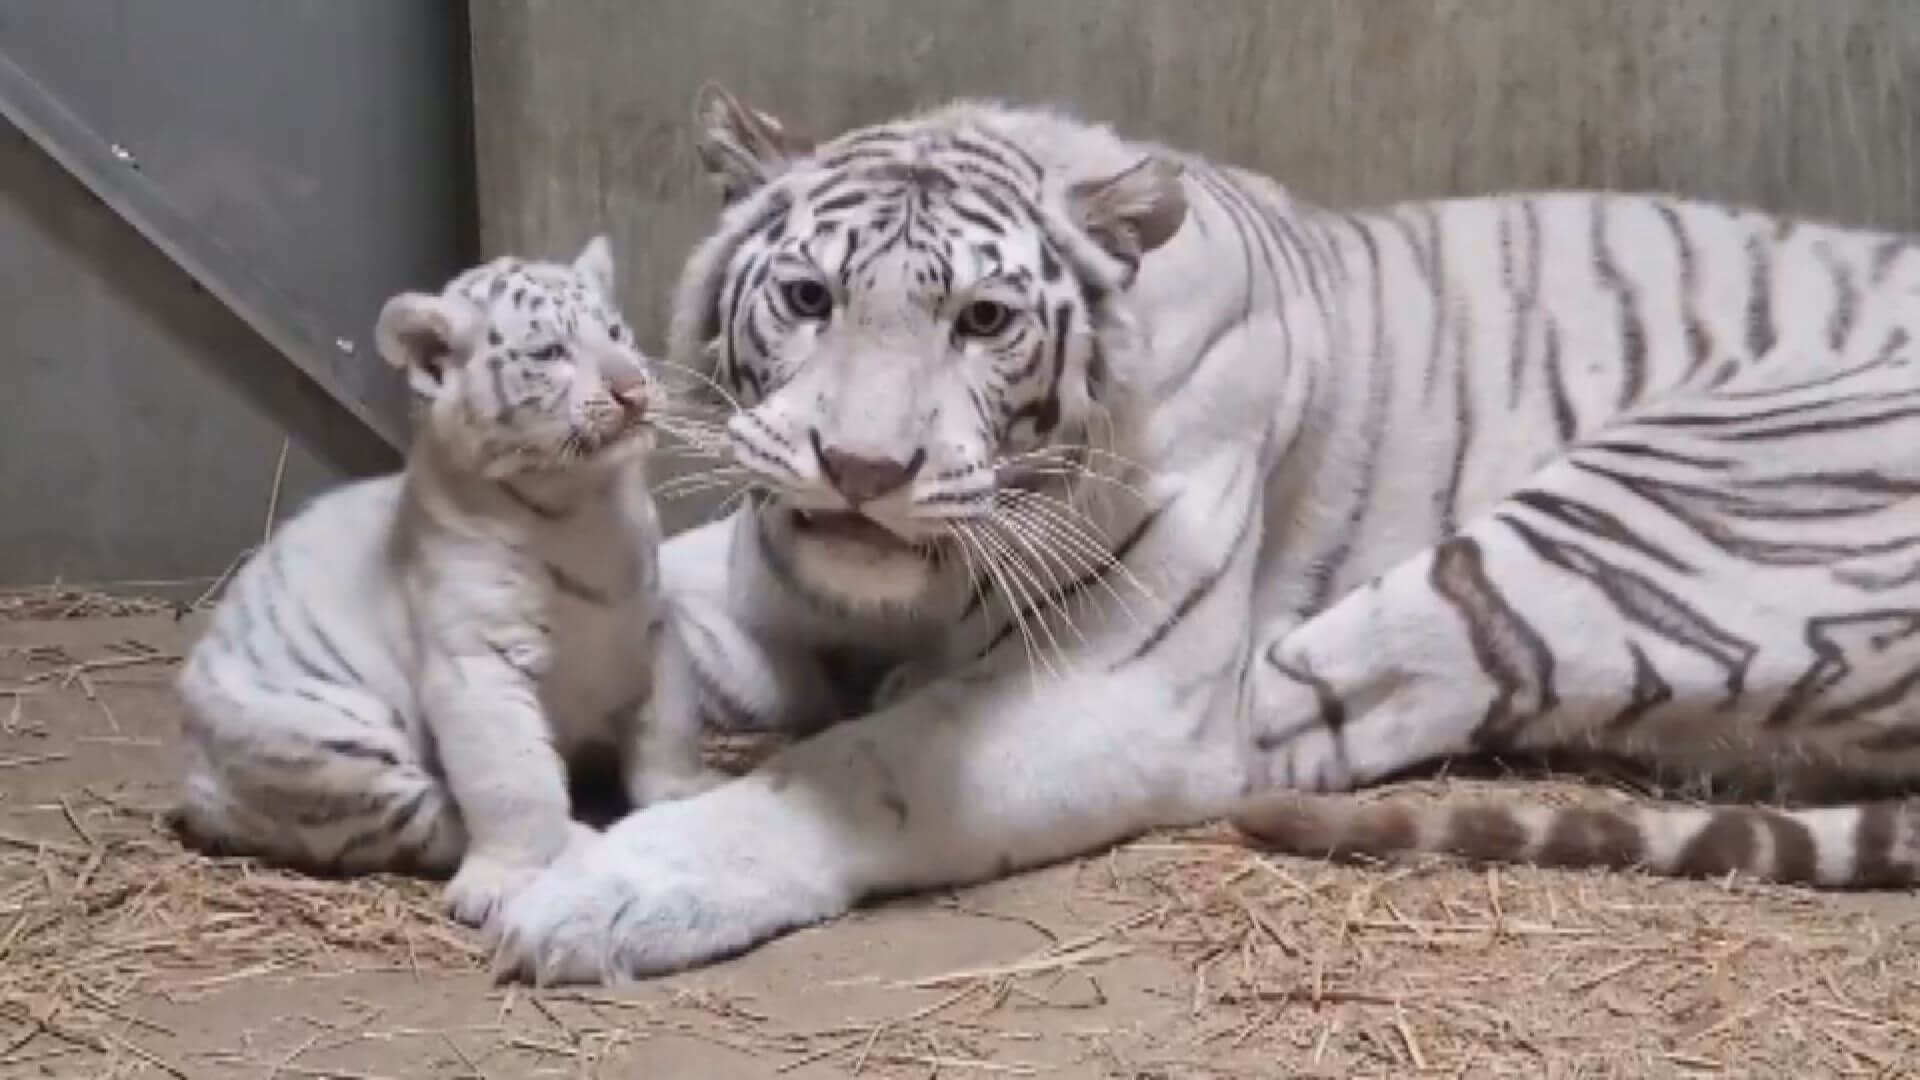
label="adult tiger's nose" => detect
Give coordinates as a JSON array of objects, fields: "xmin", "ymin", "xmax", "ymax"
[{"xmin": 810, "ymin": 430, "xmax": 925, "ymax": 504}]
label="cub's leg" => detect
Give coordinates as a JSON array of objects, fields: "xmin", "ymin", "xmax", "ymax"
[
  {"xmin": 1237, "ymin": 373, "xmax": 1920, "ymax": 886},
  {"xmin": 174, "ymin": 662, "xmax": 463, "ymax": 877},
  {"xmin": 422, "ymin": 644, "xmax": 597, "ymax": 927},
  {"xmin": 672, "ymin": 593, "xmax": 851, "ymax": 738},
  {"xmin": 619, "ymin": 591, "xmax": 856, "ymax": 808},
  {"xmin": 619, "ymin": 618, "xmax": 727, "ymax": 806}
]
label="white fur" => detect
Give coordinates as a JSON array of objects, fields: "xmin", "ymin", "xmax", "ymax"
[
  {"xmin": 490, "ymin": 94, "xmax": 1920, "ymax": 982},
  {"xmin": 174, "ymin": 239, "xmax": 719, "ymax": 926}
]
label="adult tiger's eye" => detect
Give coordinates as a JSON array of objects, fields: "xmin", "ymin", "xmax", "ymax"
[
  {"xmin": 956, "ymin": 299, "xmax": 1012, "ymax": 338},
  {"xmin": 780, "ymin": 279, "xmax": 833, "ymax": 319}
]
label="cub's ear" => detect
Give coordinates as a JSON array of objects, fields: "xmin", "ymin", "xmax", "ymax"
[
  {"xmin": 1066, "ymin": 155, "xmax": 1187, "ymax": 281},
  {"xmin": 692, "ymin": 81, "xmax": 813, "ymax": 204},
  {"xmin": 374, "ymin": 291, "xmax": 482, "ymax": 397},
  {"xmin": 573, "ymin": 233, "xmax": 617, "ymax": 298}
]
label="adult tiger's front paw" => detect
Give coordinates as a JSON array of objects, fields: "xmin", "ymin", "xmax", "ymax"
[{"xmin": 488, "ymin": 790, "xmax": 847, "ymax": 986}]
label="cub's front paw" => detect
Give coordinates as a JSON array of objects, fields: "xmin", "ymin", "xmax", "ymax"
[
  {"xmin": 445, "ymin": 824, "xmax": 597, "ymax": 929},
  {"xmin": 443, "ymin": 852, "xmax": 546, "ymax": 929}
]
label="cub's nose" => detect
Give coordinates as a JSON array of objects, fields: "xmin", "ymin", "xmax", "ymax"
[
  {"xmin": 610, "ymin": 384, "xmax": 645, "ymax": 416},
  {"xmin": 811, "ymin": 430, "xmax": 925, "ymax": 504},
  {"xmin": 607, "ymin": 373, "xmax": 648, "ymax": 418}
]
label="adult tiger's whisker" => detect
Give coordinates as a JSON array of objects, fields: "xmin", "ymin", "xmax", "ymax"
[
  {"xmin": 987, "ymin": 509, "xmax": 1095, "ymax": 659},
  {"xmin": 966, "ymin": 521, "xmax": 1073, "ymax": 682},
  {"xmin": 999, "ymin": 488, "xmax": 1166, "ymax": 612},
  {"xmin": 705, "ymin": 485, "xmax": 757, "ymax": 525},
  {"xmin": 654, "ymin": 463, "xmax": 751, "ymax": 497},
  {"xmin": 1001, "ymin": 444, "xmax": 1158, "ymax": 484},
  {"xmin": 991, "ymin": 496, "xmax": 1156, "ymax": 635},
  {"xmin": 653, "ymin": 356, "xmax": 748, "ymax": 415},
  {"xmin": 950, "ymin": 522, "xmax": 1052, "ymax": 690},
  {"xmin": 650, "ymin": 420, "xmax": 734, "ymax": 460},
  {"xmin": 1012, "ymin": 465, "xmax": 1154, "ymax": 508}
]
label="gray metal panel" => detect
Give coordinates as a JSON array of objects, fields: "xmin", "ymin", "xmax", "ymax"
[
  {"xmin": 0, "ymin": 127, "xmax": 360, "ymax": 590},
  {"xmin": 0, "ymin": 1, "xmax": 473, "ymax": 588},
  {"xmin": 471, "ymin": 0, "xmax": 1920, "ymax": 533},
  {"xmin": 0, "ymin": 45, "xmax": 410, "ymax": 450},
  {"xmin": 0, "ymin": 0, "xmax": 477, "ymax": 449}
]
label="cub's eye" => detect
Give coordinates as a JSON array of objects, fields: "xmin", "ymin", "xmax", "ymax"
[
  {"xmin": 956, "ymin": 299, "xmax": 1013, "ymax": 338},
  {"xmin": 529, "ymin": 343, "xmax": 568, "ymax": 362},
  {"xmin": 779, "ymin": 279, "xmax": 833, "ymax": 319},
  {"xmin": 607, "ymin": 324, "xmax": 625, "ymax": 343}
]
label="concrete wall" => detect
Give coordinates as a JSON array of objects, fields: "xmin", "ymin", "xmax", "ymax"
[
  {"xmin": 0, "ymin": 1, "xmax": 474, "ymax": 591},
  {"xmin": 470, "ymin": 0, "xmax": 1920, "ymax": 532},
  {"xmin": 9, "ymin": 2, "xmax": 1910, "ymax": 586}
]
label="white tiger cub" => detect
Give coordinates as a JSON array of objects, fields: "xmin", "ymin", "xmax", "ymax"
[
  {"xmin": 172, "ymin": 237, "xmax": 717, "ymax": 926},
  {"xmin": 487, "ymin": 85, "xmax": 1920, "ymax": 986}
]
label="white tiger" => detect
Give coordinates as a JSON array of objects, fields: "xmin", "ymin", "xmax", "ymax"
[
  {"xmin": 488, "ymin": 84, "xmax": 1920, "ymax": 985},
  {"xmin": 172, "ymin": 237, "xmax": 718, "ymax": 927}
]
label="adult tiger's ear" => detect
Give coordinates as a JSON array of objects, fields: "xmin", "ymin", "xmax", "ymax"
[
  {"xmin": 1066, "ymin": 155, "xmax": 1188, "ymax": 282},
  {"xmin": 374, "ymin": 291, "xmax": 481, "ymax": 399},
  {"xmin": 692, "ymin": 81, "xmax": 814, "ymax": 204}
]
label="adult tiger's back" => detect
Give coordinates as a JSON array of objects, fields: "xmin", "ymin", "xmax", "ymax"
[{"xmin": 1232, "ymin": 189, "xmax": 1920, "ymax": 887}]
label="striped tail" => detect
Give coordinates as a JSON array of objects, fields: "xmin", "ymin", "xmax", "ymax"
[{"xmin": 1228, "ymin": 792, "xmax": 1920, "ymax": 888}]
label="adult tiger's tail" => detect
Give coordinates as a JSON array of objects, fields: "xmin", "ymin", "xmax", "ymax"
[{"xmin": 1229, "ymin": 793, "xmax": 1920, "ymax": 888}]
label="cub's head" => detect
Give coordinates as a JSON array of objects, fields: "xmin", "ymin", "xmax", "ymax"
[
  {"xmin": 671, "ymin": 84, "xmax": 1186, "ymax": 613},
  {"xmin": 374, "ymin": 236, "xmax": 651, "ymax": 478}
]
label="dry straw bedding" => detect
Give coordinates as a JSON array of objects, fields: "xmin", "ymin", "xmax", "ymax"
[
  {"xmin": 0, "ymin": 594, "xmax": 1915, "ymax": 1077},
  {"xmin": 5, "ymin": 799, "xmax": 1916, "ymax": 1077}
]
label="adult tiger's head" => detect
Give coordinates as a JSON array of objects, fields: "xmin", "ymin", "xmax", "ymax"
[{"xmin": 669, "ymin": 83, "xmax": 1187, "ymax": 612}]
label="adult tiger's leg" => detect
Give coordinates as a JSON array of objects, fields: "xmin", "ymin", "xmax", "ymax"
[{"xmin": 487, "ymin": 449, "xmax": 1267, "ymax": 984}]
